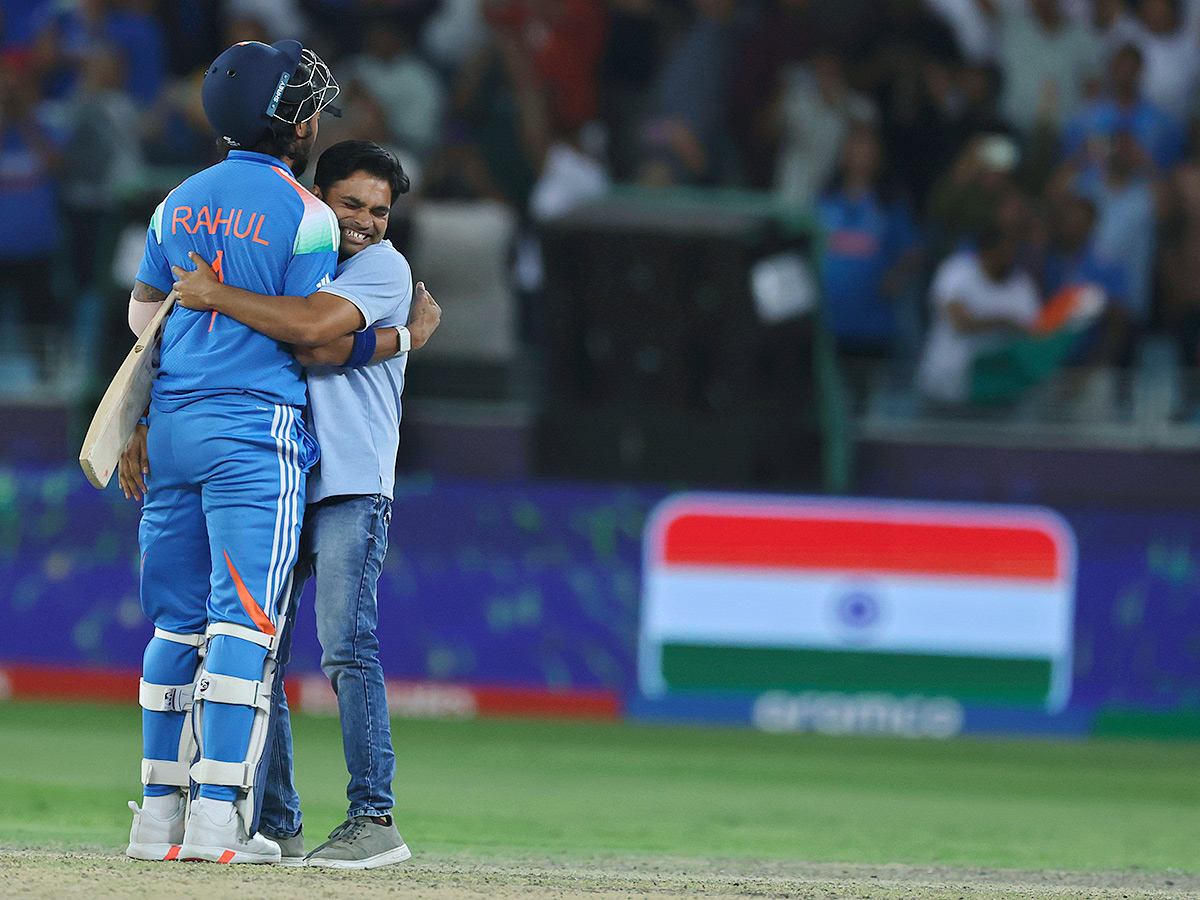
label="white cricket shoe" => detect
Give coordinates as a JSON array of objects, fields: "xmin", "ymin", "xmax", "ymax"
[
  {"xmin": 178, "ymin": 797, "xmax": 281, "ymax": 864},
  {"xmin": 126, "ymin": 794, "xmax": 186, "ymax": 861}
]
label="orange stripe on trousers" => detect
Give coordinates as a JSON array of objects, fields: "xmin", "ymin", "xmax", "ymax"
[{"xmin": 223, "ymin": 549, "xmax": 276, "ymax": 636}]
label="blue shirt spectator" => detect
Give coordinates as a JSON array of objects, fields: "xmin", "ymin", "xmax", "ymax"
[
  {"xmin": 1063, "ymin": 99, "xmax": 1183, "ymax": 174},
  {"xmin": 819, "ymin": 190, "xmax": 919, "ymax": 346},
  {"xmin": 1043, "ymin": 248, "xmax": 1126, "ymax": 310},
  {"xmin": 1, "ymin": 0, "xmax": 50, "ymax": 50},
  {"xmin": 1043, "ymin": 189, "xmax": 1126, "ymax": 305},
  {"xmin": 0, "ymin": 66, "xmax": 61, "ymax": 259},
  {"xmin": 106, "ymin": 3, "xmax": 166, "ymax": 106},
  {"xmin": 34, "ymin": 0, "xmax": 165, "ymax": 105},
  {"xmin": 1075, "ymin": 135, "xmax": 1156, "ymax": 323},
  {"xmin": 1062, "ymin": 43, "xmax": 1184, "ymax": 175},
  {"xmin": 817, "ymin": 123, "xmax": 920, "ymax": 350}
]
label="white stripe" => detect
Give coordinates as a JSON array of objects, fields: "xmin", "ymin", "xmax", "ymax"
[
  {"xmin": 280, "ymin": 406, "xmax": 302, "ymax": 618},
  {"xmin": 275, "ymin": 406, "xmax": 301, "ymax": 621},
  {"xmin": 278, "ymin": 406, "xmax": 301, "ymax": 615},
  {"xmin": 266, "ymin": 405, "xmax": 287, "ymax": 616},
  {"xmin": 643, "ymin": 570, "xmax": 1073, "ymax": 657}
]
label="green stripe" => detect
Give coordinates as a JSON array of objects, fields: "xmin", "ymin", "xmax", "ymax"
[
  {"xmin": 660, "ymin": 643, "xmax": 1052, "ymax": 704},
  {"xmin": 150, "ymin": 200, "xmax": 165, "ymax": 243},
  {"xmin": 294, "ymin": 205, "xmax": 338, "ymax": 255}
]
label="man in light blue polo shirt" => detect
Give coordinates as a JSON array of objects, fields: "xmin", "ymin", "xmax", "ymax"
[{"xmin": 156, "ymin": 140, "xmax": 441, "ymax": 869}]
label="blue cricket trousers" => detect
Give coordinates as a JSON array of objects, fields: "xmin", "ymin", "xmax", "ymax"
[{"xmin": 138, "ymin": 393, "xmax": 317, "ymax": 801}]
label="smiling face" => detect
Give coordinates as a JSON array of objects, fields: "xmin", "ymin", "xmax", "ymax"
[{"xmin": 313, "ymin": 170, "xmax": 393, "ymax": 259}]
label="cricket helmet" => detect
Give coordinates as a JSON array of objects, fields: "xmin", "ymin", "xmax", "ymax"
[{"xmin": 202, "ymin": 39, "xmax": 340, "ymax": 149}]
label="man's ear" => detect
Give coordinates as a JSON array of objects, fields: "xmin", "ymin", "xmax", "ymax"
[{"xmin": 311, "ymin": 184, "xmax": 324, "ymax": 200}]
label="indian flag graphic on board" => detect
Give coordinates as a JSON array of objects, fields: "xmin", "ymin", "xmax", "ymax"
[{"xmin": 638, "ymin": 494, "xmax": 1077, "ymax": 712}]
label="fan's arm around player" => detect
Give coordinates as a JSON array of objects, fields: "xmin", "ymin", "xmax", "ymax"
[{"xmin": 171, "ymin": 251, "xmax": 440, "ymax": 353}]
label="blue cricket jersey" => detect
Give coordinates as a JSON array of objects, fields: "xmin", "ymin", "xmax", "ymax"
[
  {"xmin": 818, "ymin": 190, "xmax": 919, "ymax": 344},
  {"xmin": 136, "ymin": 150, "xmax": 339, "ymax": 411}
]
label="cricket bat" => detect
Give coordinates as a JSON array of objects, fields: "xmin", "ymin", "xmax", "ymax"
[{"xmin": 79, "ymin": 291, "xmax": 177, "ymax": 489}]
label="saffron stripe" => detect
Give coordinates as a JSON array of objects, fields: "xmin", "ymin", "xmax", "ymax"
[
  {"xmin": 223, "ymin": 549, "xmax": 274, "ymax": 635},
  {"xmin": 660, "ymin": 512, "xmax": 1063, "ymax": 581}
]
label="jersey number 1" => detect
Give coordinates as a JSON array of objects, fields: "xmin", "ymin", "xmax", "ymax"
[{"xmin": 207, "ymin": 250, "xmax": 225, "ymax": 333}]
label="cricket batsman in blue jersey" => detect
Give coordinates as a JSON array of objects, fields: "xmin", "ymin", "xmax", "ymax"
[
  {"xmin": 160, "ymin": 140, "xmax": 440, "ymax": 869},
  {"xmin": 123, "ymin": 39, "xmax": 343, "ymax": 864}
]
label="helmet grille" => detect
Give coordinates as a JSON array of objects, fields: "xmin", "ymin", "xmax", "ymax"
[{"xmin": 273, "ymin": 49, "xmax": 340, "ymax": 124}]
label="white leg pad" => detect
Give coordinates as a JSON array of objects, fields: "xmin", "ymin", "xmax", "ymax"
[
  {"xmin": 154, "ymin": 627, "xmax": 205, "ymax": 647},
  {"xmin": 141, "ymin": 627, "xmax": 206, "ymax": 792},
  {"xmin": 141, "ymin": 757, "xmax": 191, "ymax": 788},
  {"xmin": 194, "ymin": 672, "xmax": 271, "ymax": 711},
  {"xmin": 191, "ymin": 569, "xmax": 293, "ymax": 834},
  {"xmin": 191, "ymin": 759, "xmax": 253, "ymax": 788},
  {"xmin": 140, "ymin": 679, "xmax": 195, "ymax": 713},
  {"xmin": 206, "ymin": 622, "xmax": 275, "ymax": 649}
]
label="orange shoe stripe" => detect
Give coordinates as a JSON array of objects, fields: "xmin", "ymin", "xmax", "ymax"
[
  {"xmin": 223, "ymin": 549, "xmax": 276, "ymax": 636},
  {"xmin": 164, "ymin": 846, "xmax": 180, "ymax": 860},
  {"xmin": 218, "ymin": 850, "xmax": 235, "ymax": 863}
]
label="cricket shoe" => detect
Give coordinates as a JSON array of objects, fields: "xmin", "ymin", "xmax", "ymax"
[
  {"xmin": 178, "ymin": 797, "xmax": 281, "ymax": 864},
  {"xmin": 306, "ymin": 815, "xmax": 411, "ymax": 869},
  {"xmin": 125, "ymin": 794, "xmax": 186, "ymax": 861},
  {"xmin": 261, "ymin": 828, "xmax": 306, "ymax": 867}
]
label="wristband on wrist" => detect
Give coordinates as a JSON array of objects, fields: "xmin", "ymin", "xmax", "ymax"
[
  {"xmin": 397, "ymin": 326, "xmax": 411, "ymax": 354},
  {"xmin": 345, "ymin": 327, "xmax": 377, "ymax": 368}
]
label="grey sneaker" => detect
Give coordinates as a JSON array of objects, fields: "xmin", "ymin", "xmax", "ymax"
[
  {"xmin": 305, "ymin": 816, "xmax": 411, "ymax": 869},
  {"xmin": 261, "ymin": 828, "xmax": 306, "ymax": 867}
]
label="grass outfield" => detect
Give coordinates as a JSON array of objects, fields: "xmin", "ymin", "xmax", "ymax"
[{"xmin": 0, "ymin": 700, "xmax": 1197, "ymax": 876}]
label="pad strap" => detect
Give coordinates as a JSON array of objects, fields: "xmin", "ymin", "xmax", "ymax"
[
  {"xmin": 191, "ymin": 758, "xmax": 253, "ymax": 788},
  {"xmin": 195, "ymin": 672, "xmax": 270, "ymax": 711},
  {"xmin": 154, "ymin": 627, "xmax": 205, "ymax": 647},
  {"xmin": 207, "ymin": 621, "xmax": 275, "ymax": 650},
  {"xmin": 141, "ymin": 757, "xmax": 190, "ymax": 787},
  {"xmin": 139, "ymin": 678, "xmax": 195, "ymax": 712}
]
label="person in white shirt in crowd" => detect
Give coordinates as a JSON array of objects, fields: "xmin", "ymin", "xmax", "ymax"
[
  {"xmin": 916, "ymin": 223, "xmax": 1041, "ymax": 404},
  {"xmin": 970, "ymin": 0, "xmax": 1102, "ymax": 134},
  {"xmin": 929, "ymin": 0, "xmax": 1122, "ymax": 63},
  {"xmin": 1109, "ymin": 0, "xmax": 1200, "ymax": 124},
  {"xmin": 774, "ymin": 51, "xmax": 877, "ymax": 212}
]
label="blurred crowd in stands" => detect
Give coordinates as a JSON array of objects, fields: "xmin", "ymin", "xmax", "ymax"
[{"xmin": 3, "ymin": 0, "xmax": 1200, "ymax": 409}]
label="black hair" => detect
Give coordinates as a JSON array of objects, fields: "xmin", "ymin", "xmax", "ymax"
[
  {"xmin": 1114, "ymin": 41, "xmax": 1145, "ymax": 69},
  {"xmin": 975, "ymin": 222, "xmax": 1009, "ymax": 253},
  {"xmin": 313, "ymin": 140, "xmax": 410, "ymax": 205},
  {"xmin": 1144, "ymin": 0, "xmax": 1180, "ymax": 18},
  {"xmin": 240, "ymin": 118, "xmax": 303, "ymax": 160},
  {"xmin": 1064, "ymin": 190, "xmax": 1097, "ymax": 221}
]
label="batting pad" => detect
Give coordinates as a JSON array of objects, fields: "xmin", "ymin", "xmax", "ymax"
[
  {"xmin": 189, "ymin": 571, "xmax": 293, "ymax": 835},
  {"xmin": 139, "ymin": 627, "xmax": 205, "ymax": 792}
]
